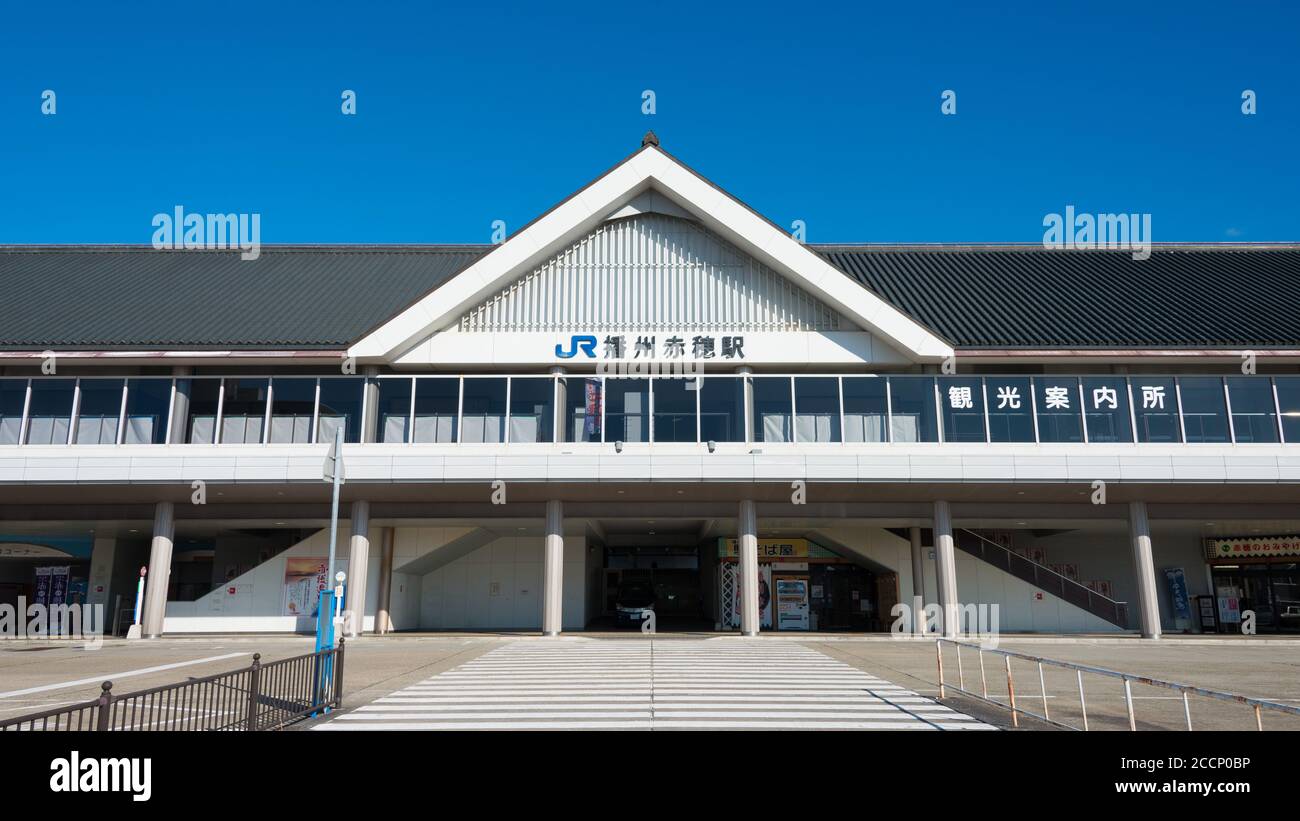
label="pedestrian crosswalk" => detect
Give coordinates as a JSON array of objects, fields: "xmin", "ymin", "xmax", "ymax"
[{"xmin": 314, "ymin": 639, "xmax": 993, "ymax": 731}]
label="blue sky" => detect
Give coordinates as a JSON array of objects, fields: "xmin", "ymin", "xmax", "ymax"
[{"xmin": 1, "ymin": 1, "xmax": 1296, "ymax": 244}]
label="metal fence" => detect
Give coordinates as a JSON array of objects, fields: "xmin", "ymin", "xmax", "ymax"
[
  {"xmin": 0, "ymin": 641, "xmax": 344, "ymax": 732},
  {"xmin": 935, "ymin": 638, "xmax": 1300, "ymax": 731}
]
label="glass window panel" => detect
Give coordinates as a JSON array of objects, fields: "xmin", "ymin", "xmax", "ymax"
[
  {"xmin": 25, "ymin": 379, "xmax": 75, "ymax": 445},
  {"xmin": 1226, "ymin": 377, "xmax": 1279, "ymax": 443},
  {"xmin": 794, "ymin": 377, "xmax": 841, "ymax": 443},
  {"xmin": 752, "ymin": 377, "xmax": 792, "ymax": 443},
  {"xmin": 219, "ymin": 378, "xmax": 268, "ymax": 444},
  {"xmin": 509, "ymin": 378, "xmax": 554, "ymax": 443},
  {"xmin": 460, "ymin": 378, "xmax": 507, "ymax": 443},
  {"xmin": 317, "ymin": 378, "xmax": 363, "ymax": 444},
  {"xmin": 124, "ymin": 379, "xmax": 171, "ymax": 444},
  {"xmin": 1178, "ymin": 377, "xmax": 1229, "ymax": 443},
  {"xmin": 699, "ymin": 377, "xmax": 744, "ymax": 443},
  {"xmin": 986, "ymin": 377, "xmax": 1034, "ymax": 442},
  {"xmin": 652, "ymin": 377, "xmax": 697, "ymax": 443},
  {"xmin": 939, "ymin": 377, "xmax": 986, "ymax": 443},
  {"xmin": 413, "ymin": 377, "xmax": 459, "ymax": 444},
  {"xmin": 1034, "ymin": 377, "xmax": 1084, "ymax": 443},
  {"xmin": 1081, "ymin": 377, "xmax": 1133, "ymax": 443},
  {"xmin": 375, "ymin": 378, "xmax": 413, "ymax": 444},
  {"xmin": 887, "ymin": 377, "xmax": 939, "ymax": 443},
  {"xmin": 1275, "ymin": 377, "xmax": 1300, "ymax": 443},
  {"xmin": 606, "ymin": 378, "xmax": 649, "ymax": 443},
  {"xmin": 268, "ymin": 378, "xmax": 316, "ymax": 444},
  {"xmin": 842, "ymin": 377, "xmax": 887, "ymax": 443},
  {"xmin": 0, "ymin": 380, "xmax": 25, "ymax": 445},
  {"xmin": 178, "ymin": 379, "xmax": 221, "ymax": 444},
  {"xmin": 75, "ymin": 379, "xmax": 124, "ymax": 444},
  {"xmin": 562, "ymin": 377, "xmax": 602, "ymax": 443},
  {"xmin": 1132, "ymin": 377, "xmax": 1180, "ymax": 443}
]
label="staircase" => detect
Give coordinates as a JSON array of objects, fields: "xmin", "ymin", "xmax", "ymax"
[{"xmin": 952, "ymin": 529, "xmax": 1130, "ymax": 629}]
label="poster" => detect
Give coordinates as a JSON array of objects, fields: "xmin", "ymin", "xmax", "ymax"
[
  {"xmin": 776, "ymin": 578, "xmax": 809, "ymax": 631},
  {"xmin": 283, "ymin": 557, "xmax": 329, "ymax": 617},
  {"xmin": 731, "ymin": 564, "xmax": 773, "ymax": 629}
]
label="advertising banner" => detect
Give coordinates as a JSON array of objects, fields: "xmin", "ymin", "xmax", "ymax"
[
  {"xmin": 730, "ymin": 564, "xmax": 772, "ymax": 629},
  {"xmin": 283, "ymin": 557, "xmax": 329, "ymax": 617},
  {"xmin": 1163, "ymin": 567, "xmax": 1192, "ymax": 625},
  {"xmin": 1206, "ymin": 535, "xmax": 1300, "ymax": 559}
]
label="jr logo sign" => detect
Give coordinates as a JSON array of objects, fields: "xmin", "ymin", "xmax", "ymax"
[{"xmin": 555, "ymin": 335, "xmax": 598, "ymax": 359}]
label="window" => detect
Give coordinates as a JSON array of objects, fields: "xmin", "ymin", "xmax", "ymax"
[
  {"xmin": 179, "ymin": 379, "xmax": 221, "ymax": 444},
  {"xmin": 985, "ymin": 377, "xmax": 1034, "ymax": 442},
  {"xmin": 794, "ymin": 377, "xmax": 841, "ymax": 443},
  {"xmin": 1081, "ymin": 377, "xmax": 1133, "ymax": 443},
  {"xmin": 652, "ymin": 377, "xmax": 697, "ymax": 443},
  {"xmin": 268, "ymin": 378, "xmax": 316, "ymax": 444},
  {"xmin": 1275, "ymin": 377, "xmax": 1300, "ymax": 443},
  {"xmin": 1226, "ymin": 377, "xmax": 1279, "ymax": 443},
  {"xmin": 1034, "ymin": 377, "xmax": 1083, "ymax": 443},
  {"xmin": 0, "ymin": 380, "xmax": 26, "ymax": 445},
  {"xmin": 124, "ymin": 379, "xmax": 172, "ymax": 444},
  {"xmin": 375, "ymin": 378, "xmax": 413, "ymax": 444},
  {"xmin": 939, "ymin": 377, "xmax": 986, "ymax": 443},
  {"xmin": 25, "ymin": 379, "xmax": 76, "ymax": 445},
  {"xmin": 842, "ymin": 377, "xmax": 887, "ymax": 443},
  {"xmin": 75, "ymin": 379, "xmax": 124, "ymax": 444},
  {"xmin": 887, "ymin": 377, "xmax": 939, "ymax": 443},
  {"xmin": 220, "ymin": 378, "xmax": 268, "ymax": 444},
  {"xmin": 605, "ymin": 379, "xmax": 649, "ymax": 443},
  {"xmin": 508, "ymin": 378, "xmax": 554, "ymax": 443},
  {"xmin": 562, "ymin": 377, "xmax": 602, "ymax": 443},
  {"xmin": 752, "ymin": 377, "xmax": 792, "ymax": 443},
  {"xmin": 317, "ymin": 378, "xmax": 363, "ymax": 444},
  {"xmin": 1132, "ymin": 377, "xmax": 1180, "ymax": 443},
  {"xmin": 699, "ymin": 377, "xmax": 744, "ymax": 442},
  {"xmin": 460, "ymin": 378, "xmax": 507, "ymax": 443},
  {"xmin": 413, "ymin": 378, "xmax": 459, "ymax": 443},
  {"xmin": 1178, "ymin": 377, "xmax": 1229, "ymax": 443}
]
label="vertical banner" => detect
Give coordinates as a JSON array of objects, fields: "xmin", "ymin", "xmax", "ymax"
[
  {"xmin": 1163, "ymin": 567, "xmax": 1191, "ymax": 627},
  {"xmin": 34, "ymin": 567, "xmax": 53, "ymax": 607},
  {"xmin": 732, "ymin": 564, "xmax": 773, "ymax": 629},
  {"xmin": 284, "ymin": 557, "xmax": 329, "ymax": 617},
  {"xmin": 48, "ymin": 567, "xmax": 70, "ymax": 606},
  {"xmin": 584, "ymin": 379, "xmax": 602, "ymax": 439}
]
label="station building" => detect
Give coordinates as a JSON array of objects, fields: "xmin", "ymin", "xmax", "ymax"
[{"xmin": 2, "ymin": 135, "xmax": 1298, "ymax": 639}]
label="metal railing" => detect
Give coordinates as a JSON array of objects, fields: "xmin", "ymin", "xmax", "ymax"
[
  {"xmin": 955, "ymin": 529, "xmax": 1130, "ymax": 628},
  {"xmin": 935, "ymin": 638, "xmax": 1300, "ymax": 731},
  {"xmin": 0, "ymin": 641, "xmax": 344, "ymax": 732}
]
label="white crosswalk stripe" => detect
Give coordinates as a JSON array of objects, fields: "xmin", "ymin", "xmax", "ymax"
[{"xmin": 314, "ymin": 639, "xmax": 994, "ymax": 731}]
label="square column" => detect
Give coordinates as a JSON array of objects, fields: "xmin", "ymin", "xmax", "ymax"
[
  {"xmin": 1128, "ymin": 501, "xmax": 1162, "ymax": 639},
  {"xmin": 345, "ymin": 500, "xmax": 370, "ymax": 638},
  {"xmin": 141, "ymin": 501, "xmax": 175, "ymax": 639},
  {"xmin": 738, "ymin": 499, "xmax": 759, "ymax": 636},
  {"xmin": 933, "ymin": 500, "xmax": 959, "ymax": 638},
  {"xmin": 909, "ymin": 526, "xmax": 926, "ymax": 635},
  {"xmin": 374, "ymin": 527, "xmax": 395, "ymax": 635},
  {"xmin": 543, "ymin": 500, "xmax": 564, "ymax": 636}
]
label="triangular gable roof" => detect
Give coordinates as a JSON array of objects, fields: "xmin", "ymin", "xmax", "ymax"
[{"xmin": 349, "ymin": 141, "xmax": 954, "ymax": 362}]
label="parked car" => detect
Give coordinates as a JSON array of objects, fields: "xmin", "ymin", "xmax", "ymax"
[{"xmin": 614, "ymin": 580, "xmax": 656, "ymax": 628}]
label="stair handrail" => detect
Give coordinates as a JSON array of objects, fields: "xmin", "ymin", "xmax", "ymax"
[{"xmin": 955, "ymin": 528, "xmax": 1129, "ymax": 625}]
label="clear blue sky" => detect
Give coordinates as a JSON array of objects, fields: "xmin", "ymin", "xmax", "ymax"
[{"xmin": 1, "ymin": 1, "xmax": 1296, "ymax": 244}]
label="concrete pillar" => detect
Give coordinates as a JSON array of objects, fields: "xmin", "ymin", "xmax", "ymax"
[
  {"xmin": 168, "ymin": 367, "xmax": 192, "ymax": 444},
  {"xmin": 551, "ymin": 366, "xmax": 567, "ymax": 443},
  {"xmin": 738, "ymin": 499, "xmax": 759, "ymax": 636},
  {"xmin": 345, "ymin": 500, "xmax": 370, "ymax": 638},
  {"xmin": 362, "ymin": 366, "xmax": 380, "ymax": 444},
  {"xmin": 374, "ymin": 527, "xmax": 395, "ymax": 635},
  {"xmin": 1128, "ymin": 501, "xmax": 1162, "ymax": 639},
  {"xmin": 909, "ymin": 526, "xmax": 926, "ymax": 635},
  {"xmin": 141, "ymin": 501, "xmax": 175, "ymax": 638},
  {"xmin": 542, "ymin": 500, "xmax": 564, "ymax": 636},
  {"xmin": 933, "ymin": 501, "xmax": 959, "ymax": 638}
]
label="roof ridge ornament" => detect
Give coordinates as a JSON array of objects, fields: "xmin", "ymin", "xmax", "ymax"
[{"xmin": 641, "ymin": 130, "xmax": 659, "ymax": 148}]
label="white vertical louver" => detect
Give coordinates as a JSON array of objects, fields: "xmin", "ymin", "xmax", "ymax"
[{"xmin": 458, "ymin": 214, "xmax": 843, "ymax": 332}]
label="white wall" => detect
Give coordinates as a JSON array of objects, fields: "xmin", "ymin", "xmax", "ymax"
[{"xmin": 418, "ymin": 534, "xmax": 587, "ymax": 631}]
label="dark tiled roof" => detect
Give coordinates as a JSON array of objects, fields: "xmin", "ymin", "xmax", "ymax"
[
  {"xmin": 813, "ymin": 246, "xmax": 1300, "ymax": 349},
  {"xmin": 1, "ymin": 244, "xmax": 1297, "ymax": 351},
  {"xmin": 0, "ymin": 246, "xmax": 488, "ymax": 350}
]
